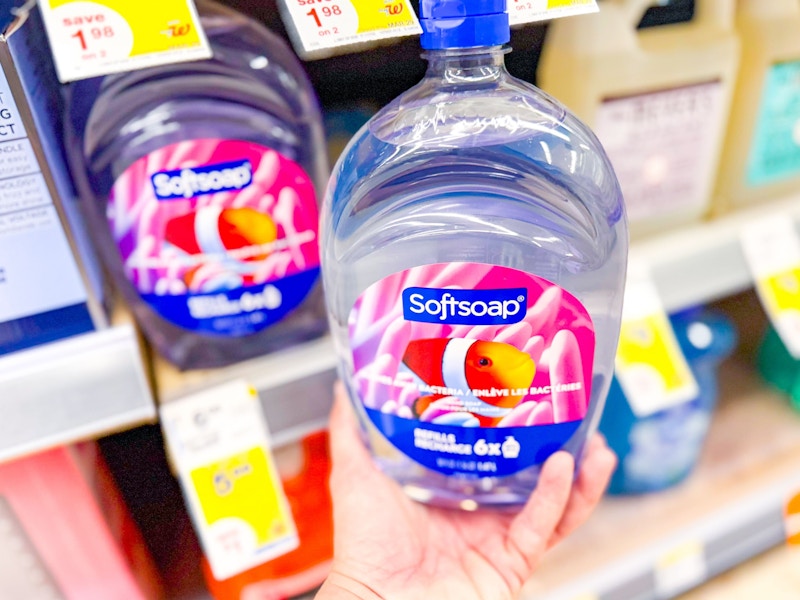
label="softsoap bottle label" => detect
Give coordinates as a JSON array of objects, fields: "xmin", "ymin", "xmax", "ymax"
[
  {"xmin": 109, "ymin": 138, "xmax": 320, "ymax": 337},
  {"xmin": 348, "ymin": 262, "xmax": 595, "ymax": 478}
]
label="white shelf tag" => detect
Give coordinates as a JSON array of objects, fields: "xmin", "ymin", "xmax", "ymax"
[
  {"xmin": 508, "ymin": 0, "xmax": 598, "ymax": 26},
  {"xmin": 615, "ymin": 265, "xmax": 700, "ymax": 417},
  {"xmin": 741, "ymin": 216, "xmax": 800, "ymax": 358},
  {"xmin": 38, "ymin": 0, "xmax": 212, "ymax": 82},
  {"xmin": 654, "ymin": 540, "xmax": 707, "ymax": 598},
  {"xmin": 278, "ymin": 0, "xmax": 421, "ymax": 58},
  {"xmin": 160, "ymin": 380, "xmax": 298, "ymax": 581}
]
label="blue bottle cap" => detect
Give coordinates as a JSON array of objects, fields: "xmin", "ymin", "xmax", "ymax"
[{"xmin": 419, "ymin": 0, "xmax": 511, "ymax": 50}]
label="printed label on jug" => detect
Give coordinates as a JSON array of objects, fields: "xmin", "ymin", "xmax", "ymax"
[
  {"xmin": 594, "ymin": 81, "xmax": 725, "ymax": 224},
  {"xmin": 109, "ymin": 139, "xmax": 320, "ymax": 337},
  {"xmin": 747, "ymin": 60, "xmax": 800, "ymax": 186},
  {"xmin": 349, "ymin": 263, "xmax": 595, "ymax": 478}
]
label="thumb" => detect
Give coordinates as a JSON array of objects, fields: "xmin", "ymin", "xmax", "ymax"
[{"xmin": 506, "ymin": 451, "xmax": 575, "ymax": 573}]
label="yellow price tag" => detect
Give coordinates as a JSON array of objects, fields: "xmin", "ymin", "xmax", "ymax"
[
  {"xmin": 615, "ymin": 272, "xmax": 699, "ymax": 417},
  {"xmin": 190, "ymin": 447, "xmax": 298, "ymax": 571},
  {"xmin": 742, "ymin": 216, "xmax": 800, "ymax": 358},
  {"xmin": 508, "ymin": 0, "xmax": 598, "ymax": 26},
  {"xmin": 278, "ymin": 0, "xmax": 421, "ymax": 58},
  {"xmin": 39, "ymin": 0, "xmax": 211, "ymax": 82},
  {"xmin": 160, "ymin": 380, "xmax": 298, "ymax": 580}
]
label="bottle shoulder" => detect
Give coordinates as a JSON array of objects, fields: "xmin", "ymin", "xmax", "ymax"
[
  {"xmin": 68, "ymin": 13, "xmax": 322, "ymax": 172},
  {"xmin": 328, "ymin": 74, "xmax": 625, "ymax": 226}
]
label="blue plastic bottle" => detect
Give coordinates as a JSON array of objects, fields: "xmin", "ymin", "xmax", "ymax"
[
  {"xmin": 65, "ymin": 0, "xmax": 328, "ymax": 370},
  {"xmin": 600, "ymin": 307, "xmax": 737, "ymax": 495},
  {"xmin": 320, "ymin": 1, "xmax": 628, "ymax": 508}
]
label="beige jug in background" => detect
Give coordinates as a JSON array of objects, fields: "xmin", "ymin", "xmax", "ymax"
[
  {"xmin": 713, "ymin": 0, "xmax": 800, "ymax": 213},
  {"xmin": 538, "ymin": 0, "xmax": 740, "ymax": 239}
]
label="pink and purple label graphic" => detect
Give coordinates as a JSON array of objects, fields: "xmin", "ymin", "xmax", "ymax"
[
  {"xmin": 349, "ymin": 263, "xmax": 595, "ymax": 477},
  {"xmin": 109, "ymin": 139, "xmax": 320, "ymax": 337}
]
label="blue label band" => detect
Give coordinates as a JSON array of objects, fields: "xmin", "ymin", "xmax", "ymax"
[
  {"xmin": 402, "ymin": 287, "xmax": 527, "ymax": 325},
  {"xmin": 141, "ymin": 267, "xmax": 319, "ymax": 336},
  {"xmin": 151, "ymin": 159, "xmax": 253, "ymax": 200},
  {"xmin": 366, "ymin": 408, "xmax": 580, "ymax": 477}
]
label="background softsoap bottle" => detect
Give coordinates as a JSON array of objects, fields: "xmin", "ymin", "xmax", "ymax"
[
  {"xmin": 539, "ymin": 0, "xmax": 739, "ymax": 239},
  {"xmin": 713, "ymin": 0, "xmax": 800, "ymax": 212},
  {"xmin": 320, "ymin": 0, "xmax": 628, "ymax": 508},
  {"xmin": 65, "ymin": 0, "xmax": 328, "ymax": 370}
]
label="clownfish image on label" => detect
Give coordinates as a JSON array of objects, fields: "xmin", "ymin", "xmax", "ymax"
[
  {"xmin": 165, "ymin": 206, "xmax": 278, "ymax": 263},
  {"xmin": 165, "ymin": 206, "xmax": 278, "ymax": 290},
  {"xmin": 401, "ymin": 338, "xmax": 535, "ymax": 427}
]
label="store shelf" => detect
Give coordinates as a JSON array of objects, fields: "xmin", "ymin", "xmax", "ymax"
[
  {"xmin": 522, "ymin": 358, "xmax": 800, "ymax": 600},
  {"xmin": 0, "ymin": 324, "xmax": 156, "ymax": 463},
  {"xmin": 154, "ymin": 335, "xmax": 338, "ymax": 448},
  {"xmin": 631, "ymin": 194, "xmax": 800, "ymax": 313},
  {"xmin": 681, "ymin": 544, "xmax": 800, "ymax": 600},
  {"xmin": 150, "ymin": 196, "xmax": 800, "ymax": 448}
]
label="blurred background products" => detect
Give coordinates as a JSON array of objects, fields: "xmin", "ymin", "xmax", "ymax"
[
  {"xmin": 201, "ymin": 431, "xmax": 333, "ymax": 600},
  {"xmin": 538, "ymin": 0, "xmax": 739, "ymax": 239},
  {"xmin": 0, "ymin": 7, "xmax": 107, "ymax": 356},
  {"xmin": 64, "ymin": 0, "xmax": 329, "ymax": 370},
  {"xmin": 757, "ymin": 324, "xmax": 800, "ymax": 413},
  {"xmin": 0, "ymin": 443, "xmax": 164, "ymax": 600},
  {"xmin": 600, "ymin": 306, "xmax": 737, "ymax": 495},
  {"xmin": 713, "ymin": 0, "xmax": 800, "ymax": 212}
]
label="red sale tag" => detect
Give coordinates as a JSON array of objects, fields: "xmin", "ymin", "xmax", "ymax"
[{"xmin": 277, "ymin": 0, "xmax": 421, "ymax": 59}]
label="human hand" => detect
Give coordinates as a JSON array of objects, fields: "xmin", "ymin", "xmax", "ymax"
[{"xmin": 316, "ymin": 383, "xmax": 617, "ymax": 600}]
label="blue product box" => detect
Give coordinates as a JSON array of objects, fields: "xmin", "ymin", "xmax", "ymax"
[{"xmin": 0, "ymin": 5, "xmax": 106, "ymax": 356}]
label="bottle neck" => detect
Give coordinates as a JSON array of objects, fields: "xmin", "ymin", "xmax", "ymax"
[{"xmin": 423, "ymin": 46, "xmax": 509, "ymax": 84}]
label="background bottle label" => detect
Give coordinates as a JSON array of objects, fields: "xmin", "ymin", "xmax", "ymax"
[
  {"xmin": 348, "ymin": 262, "xmax": 595, "ymax": 478},
  {"xmin": 594, "ymin": 80, "xmax": 725, "ymax": 224},
  {"xmin": 747, "ymin": 60, "xmax": 800, "ymax": 186},
  {"xmin": 110, "ymin": 139, "xmax": 320, "ymax": 337}
]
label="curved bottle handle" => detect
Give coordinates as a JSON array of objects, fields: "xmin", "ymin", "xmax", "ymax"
[
  {"xmin": 693, "ymin": 0, "xmax": 735, "ymax": 31},
  {"xmin": 609, "ymin": 0, "xmax": 734, "ymax": 31},
  {"xmin": 607, "ymin": 0, "xmax": 656, "ymax": 29},
  {"xmin": 738, "ymin": 0, "xmax": 800, "ymax": 18}
]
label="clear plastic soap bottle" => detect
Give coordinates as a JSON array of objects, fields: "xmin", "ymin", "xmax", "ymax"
[
  {"xmin": 65, "ymin": 0, "xmax": 328, "ymax": 370},
  {"xmin": 714, "ymin": 0, "xmax": 800, "ymax": 212},
  {"xmin": 539, "ymin": 0, "xmax": 739, "ymax": 239},
  {"xmin": 320, "ymin": 0, "xmax": 628, "ymax": 508}
]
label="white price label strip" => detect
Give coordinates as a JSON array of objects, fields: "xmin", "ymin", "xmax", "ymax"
[
  {"xmin": 278, "ymin": 0, "xmax": 421, "ymax": 58},
  {"xmin": 508, "ymin": 0, "xmax": 598, "ymax": 26},
  {"xmin": 615, "ymin": 265, "xmax": 700, "ymax": 418},
  {"xmin": 160, "ymin": 380, "xmax": 298, "ymax": 581},
  {"xmin": 38, "ymin": 0, "xmax": 211, "ymax": 82},
  {"xmin": 654, "ymin": 540, "xmax": 707, "ymax": 597},
  {"xmin": 741, "ymin": 216, "xmax": 800, "ymax": 358}
]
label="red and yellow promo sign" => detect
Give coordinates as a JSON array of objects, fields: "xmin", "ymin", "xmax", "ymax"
[
  {"xmin": 278, "ymin": 0, "xmax": 421, "ymax": 57},
  {"xmin": 39, "ymin": 0, "xmax": 212, "ymax": 82}
]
